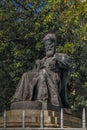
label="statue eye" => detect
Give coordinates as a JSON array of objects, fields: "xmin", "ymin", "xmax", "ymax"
[{"xmin": 45, "ymin": 40, "xmax": 51, "ymax": 45}]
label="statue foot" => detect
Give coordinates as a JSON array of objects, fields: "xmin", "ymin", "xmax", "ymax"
[
  {"xmin": 36, "ymin": 100, "xmax": 43, "ymax": 103},
  {"xmin": 64, "ymin": 108, "xmax": 72, "ymax": 115},
  {"xmin": 11, "ymin": 98, "xmax": 22, "ymax": 103}
]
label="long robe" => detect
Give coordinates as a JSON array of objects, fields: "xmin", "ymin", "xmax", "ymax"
[{"xmin": 12, "ymin": 53, "xmax": 71, "ymax": 107}]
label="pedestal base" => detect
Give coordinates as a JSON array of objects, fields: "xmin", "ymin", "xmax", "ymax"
[{"xmin": 0, "ymin": 109, "xmax": 82, "ymax": 128}]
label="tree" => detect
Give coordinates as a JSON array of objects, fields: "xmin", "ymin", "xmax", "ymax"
[{"xmin": 0, "ymin": 0, "xmax": 87, "ymax": 111}]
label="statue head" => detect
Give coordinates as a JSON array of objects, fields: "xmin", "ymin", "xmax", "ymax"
[{"xmin": 43, "ymin": 33, "xmax": 57, "ymax": 57}]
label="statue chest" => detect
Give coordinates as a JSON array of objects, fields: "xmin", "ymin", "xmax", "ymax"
[{"xmin": 43, "ymin": 57, "xmax": 57, "ymax": 70}]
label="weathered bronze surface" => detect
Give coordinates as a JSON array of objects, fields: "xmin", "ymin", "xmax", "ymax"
[{"xmin": 11, "ymin": 33, "xmax": 72, "ymax": 109}]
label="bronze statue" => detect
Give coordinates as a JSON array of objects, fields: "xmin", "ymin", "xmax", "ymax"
[{"xmin": 11, "ymin": 33, "xmax": 71, "ymax": 109}]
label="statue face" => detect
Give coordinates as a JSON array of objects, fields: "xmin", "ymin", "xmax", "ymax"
[{"xmin": 44, "ymin": 38, "xmax": 56, "ymax": 57}]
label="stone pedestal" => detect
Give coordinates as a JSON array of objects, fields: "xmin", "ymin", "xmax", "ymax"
[{"xmin": 0, "ymin": 109, "xmax": 82, "ymax": 128}]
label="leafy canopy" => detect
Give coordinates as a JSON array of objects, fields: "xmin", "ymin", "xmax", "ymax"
[{"xmin": 0, "ymin": 0, "xmax": 87, "ymax": 111}]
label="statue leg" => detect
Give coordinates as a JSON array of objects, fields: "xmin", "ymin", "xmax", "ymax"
[
  {"xmin": 60, "ymin": 71, "xmax": 69, "ymax": 107},
  {"xmin": 36, "ymin": 69, "xmax": 48, "ymax": 101},
  {"xmin": 46, "ymin": 72, "xmax": 62, "ymax": 107}
]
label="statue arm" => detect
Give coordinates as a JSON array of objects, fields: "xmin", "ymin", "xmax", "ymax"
[{"xmin": 56, "ymin": 53, "xmax": 72, "ymax": 107}]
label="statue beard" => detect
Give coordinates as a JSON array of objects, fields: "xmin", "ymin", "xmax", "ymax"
[{"xmin": 46, "ymin": 49, "xmax": 55, "ymax": 57}]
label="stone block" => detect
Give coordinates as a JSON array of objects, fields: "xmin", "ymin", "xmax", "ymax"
[{"xmin": 0, "ymin": 109, "xmax": 82, "ymax": 128}]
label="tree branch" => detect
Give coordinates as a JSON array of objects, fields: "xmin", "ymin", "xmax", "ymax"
[{"xmin": 13, "ymin": 0, "xmax": 31, "ymax": 11}]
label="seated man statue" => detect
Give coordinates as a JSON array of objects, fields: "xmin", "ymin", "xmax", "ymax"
[{"xmin": 11, "ymin": 33, "xmax": 71, "ymax": 109}]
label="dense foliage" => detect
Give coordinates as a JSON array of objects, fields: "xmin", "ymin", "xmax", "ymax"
[{"xmin": 0, "ymin": 0, "xmax": 87, "ymax": 111}]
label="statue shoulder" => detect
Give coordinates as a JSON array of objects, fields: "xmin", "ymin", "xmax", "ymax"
[
  {"xmin": 33, "ymin": 59, "xmax": 41, "ymax": 72},
  {"xmin": 55, "ymin": 53, "xmax": 70, "ymax": 59},
  {"xmin": 55, "ymin": 53, "xmax": 72, "ymax": 69},
  {"xmin": 55, "ymin": 53, "xmax": 71, "ymax": 62},
  {"xmin": 33, "ymin": 57, "xmax": 46, "ymax": 71},
  {"xmin": 35, "ymin": 59, "xmax": 41, "ymax": 64}
]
